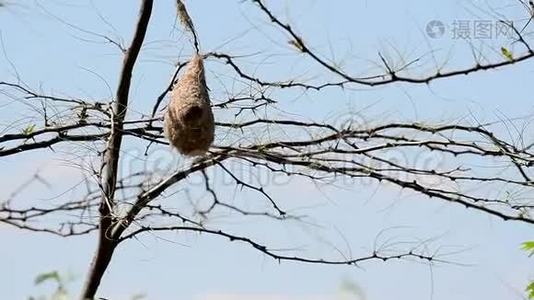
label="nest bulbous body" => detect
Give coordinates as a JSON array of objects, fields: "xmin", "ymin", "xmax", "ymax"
[{"xmin": 164, "ymin": 55, "xmax": 214, "ymax": 156}]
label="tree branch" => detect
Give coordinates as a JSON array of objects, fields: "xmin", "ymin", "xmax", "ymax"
[{"xmin": 80, "ymin": 1, "xmax": 153, "ymax": 298}]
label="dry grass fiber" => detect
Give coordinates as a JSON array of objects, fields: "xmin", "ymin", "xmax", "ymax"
[{"xmin": 164, "ymin": 54, "xmax": 214, "ymax": 156}]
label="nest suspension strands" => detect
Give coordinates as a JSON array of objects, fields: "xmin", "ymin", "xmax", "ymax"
[
  {"xmin": 164, "ymin": 1, "xmax": 214, "ymax": 156},
  {"xmin": 164, "ymin": 54, "xmax": 214, "ymax": 156},
  {"xmin": 176, "ymin": 0, "xmax": 199, "ymax": 53}
]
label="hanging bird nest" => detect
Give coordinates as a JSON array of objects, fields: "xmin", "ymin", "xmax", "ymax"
[{"xmin": 164, "ymin": 54, "xmax": 214, "ymax": 156}]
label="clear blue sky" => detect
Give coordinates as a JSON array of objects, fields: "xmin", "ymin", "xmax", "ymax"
[{"xmin": 1, "ymin": 0, "xmax": 533, "ymax": 299}]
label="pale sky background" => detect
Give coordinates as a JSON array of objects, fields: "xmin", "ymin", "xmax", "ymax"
[{"xmin": 1, "ymin": 0, "xmax": 534, "ymax": 299}]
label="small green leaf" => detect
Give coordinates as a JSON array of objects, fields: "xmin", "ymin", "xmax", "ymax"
[
  {"xmin": 34, "ymin": 271, "xmax": 61, "ymax": 285},
  {"xmin": 522, "ymin": 241, "xmax": 534, "ymax": 256},
  {"xmin": 501, "ymin": 47, "xmax": 514, "ymax": 61},
  {"xmin": 22, "ymin": 124, "xmax": 36, "ymax": 135},
  {"xmin": 527, "ymin": 281, "xmax": 534, "ymax": 299},
  {"xmin": 287, "ymin": 34, "xmax": 305, "ymax": 52},
  {"xmin": 51, "ymin": 287, "xmax": 69, "ymax": 300}
]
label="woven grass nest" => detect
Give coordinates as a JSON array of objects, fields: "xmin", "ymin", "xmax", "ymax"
[{"xmin": 164, "ymin": 54, "xmax": 214, "ymax": 156}]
